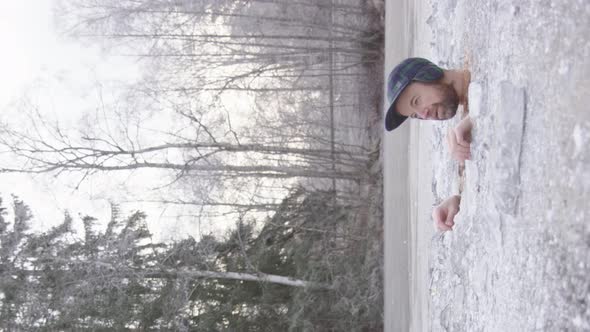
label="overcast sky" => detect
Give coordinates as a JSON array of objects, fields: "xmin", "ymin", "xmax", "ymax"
[
  {"xmin": 0, "ymin": 0, "xmax": 202, "ymax": 241},
  {"xmin": 0, "ymin": 0, "xmax": 110, "ymax": 230}
]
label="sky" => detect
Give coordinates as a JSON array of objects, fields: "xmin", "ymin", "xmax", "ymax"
[
  {"xmin": 0, "ymin": 2, "xmax": 50, "ymax": 105},
  {"xmin": 0, "ymin": 0, "xmax": 276, "ymax": 241},
  {"xmin": 0, "ymin": 0, "xmax": 109, "ymax": 231},
  {"xmin": 0, "ymin": 0, "xmax": 185, "ymax": 240}
]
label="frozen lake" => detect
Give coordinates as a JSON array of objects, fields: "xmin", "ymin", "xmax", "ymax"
[{"xmin": 384, "ymin": 0, "xmax": 590, "ymax": 330}]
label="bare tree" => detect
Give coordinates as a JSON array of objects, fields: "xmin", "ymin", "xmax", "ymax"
[{"xmin": 1, "ymin": 0, "xmax": 381, "ymax": 223}]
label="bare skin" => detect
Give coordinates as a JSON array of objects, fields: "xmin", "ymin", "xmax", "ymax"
[
  {"xmin": 434, "ymin": 115, "xmax": 472, "ymax": 232},
  {"xmin": 436, "ymin": 117, "xmax": 473, "ymax": 232},
  {"xmin": 395, "ymin": 69, "xmax": 473, "ymax": 232},
  {"xmin": 392, "ymin": 67, "xmax": 474, "ymax": 231},
  {"xmin": 395, "ymin": 69, "xmax": 473, "ymax": 163},
  {"xmin": 447, "ymin": 116, "xmax": 473, "ymax": 162},
  {"xmin": 434, "ymin": 118, "xmax": 472, "ymax": 232},
  {"xmin": 395, "ymin": 69, "xmax": 469, "ymax": 120},
  {"xmin": 432, "ymin": 195, "xmax": 461, "ymax": 231}
]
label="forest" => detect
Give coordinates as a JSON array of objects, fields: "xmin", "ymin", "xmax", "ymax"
[{"xmin": 0, "ymin": 0, "xmax": 384, "ymax": 330}]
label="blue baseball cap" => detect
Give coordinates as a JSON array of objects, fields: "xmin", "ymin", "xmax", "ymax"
[{"xmin": 385, "ymin": 58, "xmax": 444, "ymax": 131}]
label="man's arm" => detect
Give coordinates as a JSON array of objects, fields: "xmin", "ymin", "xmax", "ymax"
[
  {"xmin": 432, "ymin": 195, "xmax": 461, "ymax": 232},
  {"xmin": 447, "ymin": 116, "xmax": 473, "ymax": 162}
]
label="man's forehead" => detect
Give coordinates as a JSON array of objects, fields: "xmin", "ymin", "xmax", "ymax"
[
  {"xmin": 403, "ymin": 81, "xmax": 433, "ymax": 97},
  {"xmin": 399, "ymin": 82, "xmax": 418, "ymax": 100}
]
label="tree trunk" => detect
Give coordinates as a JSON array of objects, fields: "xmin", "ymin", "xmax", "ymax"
[
  {"xmin": 151, "ymin": 268, "xmax": 332, "ymax": 289},
  {"xmin": 8, "ymin": 268, "xmax": 332, "ymax": 290}
]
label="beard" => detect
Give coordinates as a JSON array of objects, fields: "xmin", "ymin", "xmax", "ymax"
[{"xmin": 432, "ymin": 82, "xmax": 460, "ymax": 119}]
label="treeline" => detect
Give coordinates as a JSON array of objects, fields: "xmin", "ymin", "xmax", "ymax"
[
  {"xmin": 0, "ymin": 187, "xmax": 381, "ymax": 330},
  {"xmin": 0, "ymin": 0, "xmax": 384, "ymax": 329}
]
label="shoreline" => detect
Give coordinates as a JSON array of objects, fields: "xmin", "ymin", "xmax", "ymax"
[
  {"xmin": 383, "ymin": 0, "xmax": 434, "ymax": 331},
  {"xmin": 382, "ymin": 0, "xmax": 411, "ymax": 331}
]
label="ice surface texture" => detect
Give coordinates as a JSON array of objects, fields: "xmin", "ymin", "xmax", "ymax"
[
  {"xmin": 426, "ymin": 0, "xmax": 590, "ymax": 330},
  {"xmin": 491, "ymin": 81, "xmax": 526, "ymax": 215}
]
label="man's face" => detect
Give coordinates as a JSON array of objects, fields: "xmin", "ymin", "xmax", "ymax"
[{"xmin": 395, "ymin": 81, "xmax": 459, "ymax": 120}]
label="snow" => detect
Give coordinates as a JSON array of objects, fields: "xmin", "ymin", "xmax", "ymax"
[
  {"xmin": 423, "ymin": 0, "xmax": 590, "ymax": 330},
  {"xmin": 572, "ymin": 124, "xmax": 587, "ymax": 158},
  {"xmin": 466, "ymin": 82, "xmax": 482, "ymax": 118}
]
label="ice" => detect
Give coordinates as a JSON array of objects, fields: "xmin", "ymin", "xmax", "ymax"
[
  {"xmin": 572, "ymin": 315, "xmax": 588, "ymax": 329},
  {"xmin": 490, "ymin": 81, "xmax": 526, "ymax": 214},
  {"xmin": 558, "ymin": 59, "xmax": 570, "ymax": 75},
  {"xmin": 571, "ymin": 124, "xmax": 586, "ymax": 157},
  {"xmin": 467, "ymin": 82, "xmax": 483, "ymax": 118},
  {"xmin": 423, "ymin": 1, "xmax": 590, "ymax": 330}
]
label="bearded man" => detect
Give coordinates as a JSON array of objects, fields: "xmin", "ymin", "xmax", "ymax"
[{"xmin": 385, "ymin": 57, "xmax": 474, "ymax": 231}]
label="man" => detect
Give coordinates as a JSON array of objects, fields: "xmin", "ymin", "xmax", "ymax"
[{"xmin": 385, "ymin": 57, "xmax": 473, "ymax": 232}]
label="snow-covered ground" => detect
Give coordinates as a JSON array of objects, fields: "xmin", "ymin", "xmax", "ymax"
[{"xmin": 424, "ymin": 0, "xmax": 590, "ymax": 330}]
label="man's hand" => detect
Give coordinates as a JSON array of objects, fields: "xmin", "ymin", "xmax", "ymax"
[
  {"xmin": 432, "ymin": 195, "xmax": 461, "ymax": 232},
  {"xmin": 447, "ymin": 116, "xmax": 473, "ymax": 162}
]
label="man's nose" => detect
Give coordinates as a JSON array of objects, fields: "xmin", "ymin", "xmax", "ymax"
[{"xmin": 416, "ymin": 108, "xmax": 430, "ymax": 119}]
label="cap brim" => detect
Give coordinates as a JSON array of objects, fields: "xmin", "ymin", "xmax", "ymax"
[{"xmin": 385, "ymin": 102, "xmax": 408, "ymax": 131}]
